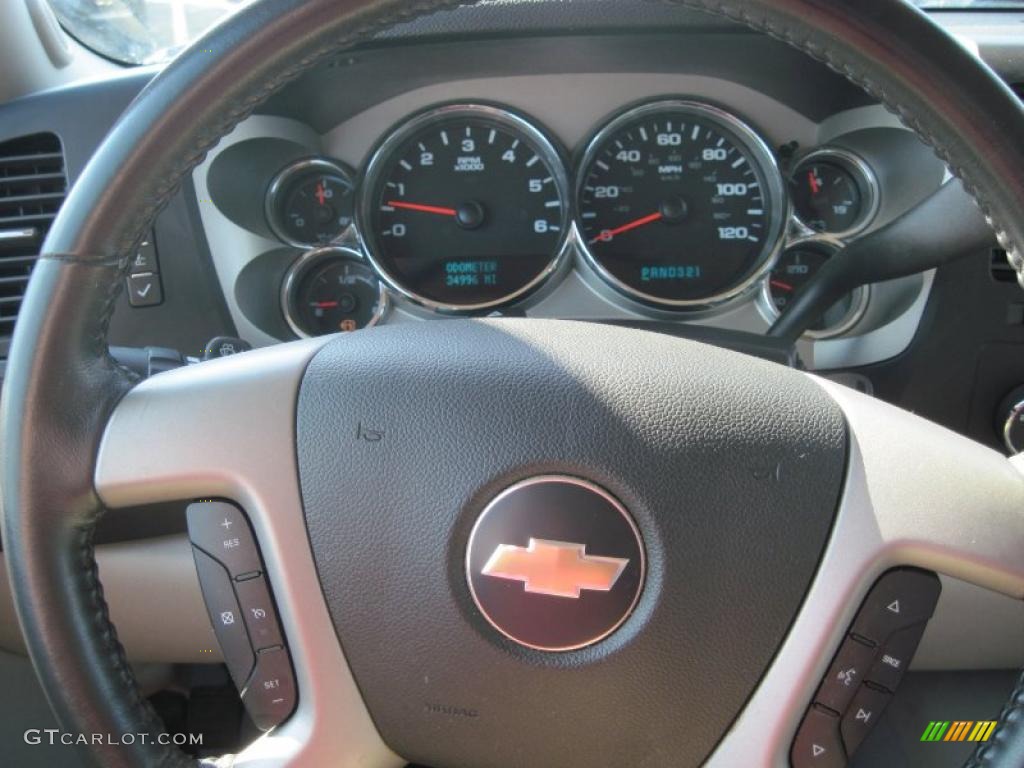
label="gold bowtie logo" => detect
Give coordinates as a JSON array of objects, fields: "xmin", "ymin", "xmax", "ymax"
[{"xmin": 481, "ymin": 538, "xmax": 628, "ymax": 598}]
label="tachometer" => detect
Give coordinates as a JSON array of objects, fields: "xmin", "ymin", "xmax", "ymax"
[
  {"xmin": 359, "ymin": 104, "xmax": 570, "ymax": 312},
  {"xmin": 576, "ymin": 100, "xmax": 786, "ymax": 308}
]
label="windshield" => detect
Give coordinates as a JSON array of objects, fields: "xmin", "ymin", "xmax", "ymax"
[
  {"xmin": 48, "ymin": 0, "xmax": 1024, "ymax": 67},
  {"xmin": 915, "ymin": 1, "xmax": 1024, "ymax": 6},
  {"xmin": 48, "ymin": 0, "xmax": 253, "ymax": 66}
]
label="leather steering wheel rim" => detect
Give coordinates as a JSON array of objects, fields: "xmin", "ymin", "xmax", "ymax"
[{"xmin": 3, "ymin": 1, "xmax": 1024, "ymax": 766}]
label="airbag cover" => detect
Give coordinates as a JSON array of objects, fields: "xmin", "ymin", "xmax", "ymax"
[{"xmin": 297, "ymin": 319, "xmax": 845, "ymax": 768}]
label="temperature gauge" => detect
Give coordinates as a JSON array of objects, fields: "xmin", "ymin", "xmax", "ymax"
[
  {"xmin": 790, "ymin": 149, "xmax": 878, "ymax": 238},
  {"xmin": 759, "ymin": 238, "xmax": 868, "ymax": 339},
  {"xmin": 266, "ymin": 158, "xmax": 355, "ymax": 247},
  {"xmin": 282, "ymin": 247, "xmax": 387, "ymax": 337}
]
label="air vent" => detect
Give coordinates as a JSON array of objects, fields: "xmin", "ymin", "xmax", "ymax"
[
  {"xmin": 991, "ymin": 248, "xmax": 1018, "ymax": 283},
  {"xmin": 0, "ymin": 132, "xmax": 66, "ymax": 346}
]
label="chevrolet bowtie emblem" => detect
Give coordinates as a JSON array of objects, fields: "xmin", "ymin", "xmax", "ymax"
[{"xmin": 481, "ymin": 538, "xmax": 629, "ymax": 598}]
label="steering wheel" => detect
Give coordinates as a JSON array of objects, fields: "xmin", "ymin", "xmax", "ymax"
[{"xmin": 4, "ymin": 0, "xmax": 1024, "ymax": 766}]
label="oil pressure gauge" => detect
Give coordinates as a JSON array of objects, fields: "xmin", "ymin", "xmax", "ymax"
[{"xmin": 266, "ymin": 158, "xmax": 355, "ymax": 247}]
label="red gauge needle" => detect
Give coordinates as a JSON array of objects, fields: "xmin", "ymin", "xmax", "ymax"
[
  {"xmin": 590, "ymin": 211, "xmax": 663, "ymax": 244},
  {"xmin": 807, "ymin": 170, "xmax": 821, "ymax": 195},
  {"xmin": 315, "ymin": 180, "xmax": 327, "ymax": 206},
  {"xmin": 311, "ymin": 301, "xmax": 339, "ymax": 308},
  {"xmin": 770, "ymin": 279, "xmax": 795, "ymax": 292},
  {"xmin": 386, "ymin": 200, "xmax": 458, "ymax": 216}
]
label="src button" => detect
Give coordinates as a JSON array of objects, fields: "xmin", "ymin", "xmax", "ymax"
[{"xmin": 867, "ymin": 622, "xmax": 926, "ymax": 692}]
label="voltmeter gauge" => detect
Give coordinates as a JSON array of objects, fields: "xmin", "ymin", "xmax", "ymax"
[
  {"xmin": 758, "ymin": 237, "xmax": 868, "ymax": 339},
  {"xmin": 790, "ymin": 149, "xmax": 879, "ymax": 238},
  {"xmin": 282, "ymin": 247, "xmax": 387, "ymax": 337},
  {"xmin": 266, "ymin": 158, "xmax": 355, "ymax": 247}
]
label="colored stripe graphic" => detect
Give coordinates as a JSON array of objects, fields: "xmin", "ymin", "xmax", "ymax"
[
  {"xmin": 975, "ymin": 722, "xmax": 998, "ymax": 742},
  {"xmin": 920, "ymin": 720, "xmax": 996, "ymax": 742},
  {"xmin": 947, "ymin": 721, "xmax": 973, "ymax": 741},
  {"xmin": 921, "ymin": 721, "xmax": 950, "ymax": 741}
]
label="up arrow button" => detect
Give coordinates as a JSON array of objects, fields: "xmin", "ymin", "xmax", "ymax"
[{"xmin": 851, "ymin": 568, "xmax": 941, "ymax": 645}]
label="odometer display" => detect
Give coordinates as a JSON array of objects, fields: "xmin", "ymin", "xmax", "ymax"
[
  {"xmin": 576, "ymin": 100, "xmax": 786, "ymax": 308},
  {"xmin": 360, "ymin": 105, "xmax": 570, "ymax": 312}
]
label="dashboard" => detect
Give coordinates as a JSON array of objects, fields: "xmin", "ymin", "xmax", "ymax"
[
  {"xmin": 2, "ymin": 7, "xmax": 1024, "ymax": 768},
  {"xmin": 192, "ymin": 33, "xmax": 945, "ymax": 372}
]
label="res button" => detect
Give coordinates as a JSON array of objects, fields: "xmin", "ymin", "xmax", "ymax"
[{"xmin": 187, "ymin": 501, "xmax": 262, "ymax": 579}]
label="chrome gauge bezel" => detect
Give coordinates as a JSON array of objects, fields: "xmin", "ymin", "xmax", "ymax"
[
  {"xmin": 356, "ymin": 103, "xmax": 573, "ymax": 314},
  {"xmin": 265, "ymin": 157, "xmax": 356, "ymax": 248},
  {"xmin": 756, "ymin": 234, "xmax": 870, "ymax": 340},
  {"xmin": 281, "ymin": 246, "xmax": 389, "ymax": 338},
  {"xmin": 790, "ymin": 147, "xmax": 880, "ymax": 240},
  {"xmin": 573, "ymin": 98, "xmax": 789, "ymax": 311}
]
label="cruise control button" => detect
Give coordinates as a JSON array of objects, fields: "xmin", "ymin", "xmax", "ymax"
[
  {"xmin": 191, "ymin": 547, "xmax": 255, "ymax": 689},
  {"xmin": 867, "ymin": 623, "xmax": 926, "ymax": 692},
  {"xmin": 235, "ymin": 575, "xmax": 284, "ymax": 651},
  {"xmin": 792, "ymin": 705, "xmax": 846, "ymax": 768},
  {"xmin": 187, "ymin": 501, "xmax": 262, "ymax": 578},
  {"xmin": 841, "ymin": 684, "xmax": 891, "ymax": 755},
  {"xmin": 815, "ymin": 636, "xmax": 877, "ymax": 714},
  {"xmin": 851, "ymin": 569, "xmax": 940, "ymax": 645},
  {"xmin": 242, "ymin": 647, "xmax": 297, "ymax": 731}
]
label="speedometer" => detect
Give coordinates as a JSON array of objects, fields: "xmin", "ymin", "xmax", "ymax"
[
  {"xmin": 576, "ymin": 100, "xmax": 787, "ymax": 308},
  {"xmin": 359, "ymin": 104, "xmax": 570, "ymax": 313}
]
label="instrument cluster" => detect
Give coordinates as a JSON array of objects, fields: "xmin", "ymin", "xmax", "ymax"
[{"xmin": 263, "ymin": 99, "xmax": 879, "ymax": 338}]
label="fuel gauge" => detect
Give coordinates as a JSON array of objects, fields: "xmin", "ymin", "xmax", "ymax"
[{"xmin": 282, "ymin": 247, "xmax": 387, "ymax": 337}]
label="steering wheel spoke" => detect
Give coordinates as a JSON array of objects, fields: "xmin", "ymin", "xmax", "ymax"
[
  {"xmin": 95, "ymin": 339, "xmax": 399, "ymax": 767},
  {"xmin": 709, "ymin": 377, "xmax": 1024, "ymax": 765}
]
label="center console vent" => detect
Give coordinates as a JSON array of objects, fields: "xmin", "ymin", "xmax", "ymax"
[{"xmin": 0, "ymin": 132, "xmax": 67, "ymax": 349}]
